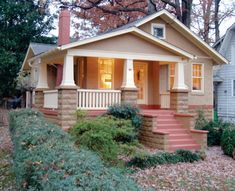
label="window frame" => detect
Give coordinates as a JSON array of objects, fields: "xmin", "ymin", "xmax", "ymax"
[
  {"xmin": 191, "ymin": 63, "xmax": 204, "ymax": 93},
  {"xmin": 231, "ymin": 79, "xmax": 235, "ymax": 97},
  {"xmin": 151, "ymin": 23, "xmax": 166, "ymax": 39},
  {"xmin": 98, "ymin": 58, "xmax": 115, "ymax": 90}
]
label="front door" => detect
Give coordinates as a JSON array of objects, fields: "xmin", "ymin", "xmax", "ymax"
[
  {"xmin": 159, "ymin": 64, "xmax": 170, "ymax": 108},
  {"xmin": 134, "ymin": 62, "xmax": 147, "ymax": 104}
]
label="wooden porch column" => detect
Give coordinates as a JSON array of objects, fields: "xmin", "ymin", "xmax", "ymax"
[
  {"xmin": 60, "ymin": 54, "xmax": 76, "ymax": 87},
  {"xmin": 121, "ymin": 59, "xmax": 138, "ymax": 105},
  {"xmin": 57, "ymin": 54, "xmax": 77, "ymax": 130},
  {"xmin": 35, "ymin": 60, "xmax": 48, "ymax": 109},
  {"xmin": 170, "ymin": 62, "xmax": 189, "ymax": 113}
]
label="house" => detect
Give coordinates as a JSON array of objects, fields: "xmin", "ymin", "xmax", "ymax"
[
  {"xmin": 21, "ymin": 7, "xmax": 227, "ymax": 151},
  {"xmin": 213, "ymin": 23, "xmax": 235, "ymax": 122}
]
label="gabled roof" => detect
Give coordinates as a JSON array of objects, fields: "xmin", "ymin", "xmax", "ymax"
[
  {"xmin": 21, "ymin": 42, "xmax": 56, "ymax": 71},
  {"xmin": 60, "ymin": 27, "xmax": 194, "ymax": 59},
  {"xmin": 23, "ymin": 10, "xmax": 228, "ymax": 68},
  {"xmin": 30, "ymin": 42, "xmax": 56, "ymax": 55},
  {"xmin": 218, "ymin": 22, "xmax": 235, "ymax": 57},
  {"xmin": 60, "ymin": 9, "xmax": 227, "ymax": 64}
]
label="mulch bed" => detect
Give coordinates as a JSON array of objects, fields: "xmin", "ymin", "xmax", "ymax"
[{"xmin": 130, "ymin": 147, "xmax": 235, "ymax": 191}]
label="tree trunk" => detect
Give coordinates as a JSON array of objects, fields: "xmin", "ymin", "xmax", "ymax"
[
  {"xmin": 182, "ymin": 0, "xmax": 193, "ymax": 28},
  {"xmin": 147, "ymin": 0, "xmax": 156, "ymax": 15},
  {"xmin": 214, "ymin": 0, "xmax": 221, "ymax": 41}
]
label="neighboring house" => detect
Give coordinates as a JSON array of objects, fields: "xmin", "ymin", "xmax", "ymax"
[
  {"xmin": 214, "ymin": 23, "xmax": 235, "ymax": 122},
  {"xmin": 21, "ymin": 8, "xmax": 227, "ymax": 151}
]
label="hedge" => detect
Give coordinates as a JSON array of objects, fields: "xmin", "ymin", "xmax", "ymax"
[
  {"xmin": 221, "ymin": 126, "xmax": 235, "ymax": 157},
  {"xmin": 127, "ymin": 150, "xmax": 201, "ymax": 169},
  {"xmin": 9, "ymin": 109, "xmax": 141, "ymax": 191}
]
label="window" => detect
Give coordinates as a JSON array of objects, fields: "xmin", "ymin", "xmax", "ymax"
[
  {"xmin": 232, "ymin": 80, "xmax": 235, "ymax": 96},
  {"xmin": 98, "ymin": 58, "xmax": 114, "ymax": 89},
  {"xmin": 192, "ymin": 63, "xmax": 204, "ymax": 92},
  {"xmin": 152, "ymin": 23, "xmax": 165, "ymax": 39},
  {"xmin": 169, "ymin": 63, "xmax": 175, "ymax": 89}
]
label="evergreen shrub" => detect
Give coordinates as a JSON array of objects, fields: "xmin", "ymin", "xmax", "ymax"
[
  {"xmin": 9, "ymin": 109, "xmax": 141, "ymax": 191},
  {"xmin": 221, "ymin": 126, "xmax": 235, "ymax": 157}
]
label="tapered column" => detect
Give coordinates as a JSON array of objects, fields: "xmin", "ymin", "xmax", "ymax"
[
  {"xmin": 36, "ymin": 62, "xmax": 49, "ymax": 89},
  {"xmin": 172, "ymin": 62, "xmax": 188, "ymax": 90},
  {"xmin": 170, "ymin": 62, "xmax": 189, "ymax": 113},
  {"xmin": 121, "ymin": 59, "xmax": 136, "ymax": 89},
  {"xmin": 121, "ymin": 59, "xmax": 138, "ymax": 105},
  {"xmin": 60, "ymin": 54, "xmax": 76, "ymax": 87}
]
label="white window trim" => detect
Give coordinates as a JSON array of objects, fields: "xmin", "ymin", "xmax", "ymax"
[
  {"xmin": 191, "ymin": 63, "xmax": 204, "ymax": 93},
  {"xmin": 98, "ymin": 58, "xmax": 115, "ymax": 90},
  {"xmin": 231, "ymin": 79, "xmax": 235, "ymax": 97},
  {"xmin": 151, "ymin": 23, "xmax": 166, "ymax": 39}
]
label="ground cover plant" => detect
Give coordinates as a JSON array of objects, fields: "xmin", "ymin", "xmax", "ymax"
[
  {"xmin": 128, "ymin": 149, "xmax": 201, "ymax": 169},
  {"xmin": 9, "ymin": 109, "xmax": 141, "ymax": 191},
  {"xmin": 69, "ymin": 115, "xmax": 141, "ymax": 164}
]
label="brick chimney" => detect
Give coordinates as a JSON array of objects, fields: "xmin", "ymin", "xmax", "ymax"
[
  {"xmin": 56, "ymin": 6, "xmax": 70, "ymax": 87},
  {"xmin": 58, "ymin": 5, "xmax": 70, "ymax": 46}
]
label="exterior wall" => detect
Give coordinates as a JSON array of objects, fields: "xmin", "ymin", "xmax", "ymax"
[
  {"xmin": 77, "ymin": 33, "xmax": 176, "ymax": 56},
  {"xmin": 47, "ymin": 65, "xmax": 57, "ymax": 89},
  {"xmin": 139, "ymin": 17, "xmax": 214, "ymax": 115},
  {"xmin": 139, "ymin": 17, "xmax": 208, "ymax": 57},
  {"xmin": 215, "ymin": 33, "xmax": 235, "ymax": 121}
]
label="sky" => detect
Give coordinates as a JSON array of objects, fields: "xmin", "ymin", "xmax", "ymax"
[{"xmin": 49, "ymin": 0, "xmax": 235, "ymax": 40}]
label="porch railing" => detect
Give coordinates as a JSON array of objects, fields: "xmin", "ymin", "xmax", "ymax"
[
  {"xmin": 43, "ymin": 90, "xmax": 58, "ymax": 109},
  {"xmin": 77, "ymin": 89, "xmax": 121, "ymax": 110}
]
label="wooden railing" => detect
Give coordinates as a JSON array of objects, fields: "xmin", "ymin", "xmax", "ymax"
[
  {"xmin": 77, "ymin": 89, "xmax": 121, "ymax": 110},
  {"xmin": 43, "ymin": 90, "xmax": 58, "ymax": 109}
]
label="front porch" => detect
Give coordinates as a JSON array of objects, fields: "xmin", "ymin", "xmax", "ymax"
[{"xmin": 29, "ymin": 52, "xmax": 207, "ymax": 151}]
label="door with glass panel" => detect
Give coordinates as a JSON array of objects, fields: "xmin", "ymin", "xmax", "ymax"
[{"xmin": 134, "ymin": 62, "xmax": 147, "ymax": 104}]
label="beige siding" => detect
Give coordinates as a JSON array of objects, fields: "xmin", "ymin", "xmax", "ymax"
[{"xmin": 78, "ymin": 33, "xmax": 175, "ymax": 56}]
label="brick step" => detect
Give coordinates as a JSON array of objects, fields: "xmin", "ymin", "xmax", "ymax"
[
  {"xmin": 156, "ymin": 115, "xmax": 175, "ymax": 119},
  {"xmin": 168, "ymin": 133, "xmax": 193, "ymax": 139},
  {"xmin": 153, "ymin": 128, "xmax": 188, "ymax": 134},
  {"xmin": 168, "ymin": 144, "xmax": 201, "ymax": 151},
  {"xmin": 169, "ymin": 139, "xmax": 197, "ymax": 145},
  {"xmin": 157, "ymin": 124, "xmax": 183, "ymax": 129},
  {"xmin": 157, "ymin": 119, "xmax": 180, "ymax": 125}
]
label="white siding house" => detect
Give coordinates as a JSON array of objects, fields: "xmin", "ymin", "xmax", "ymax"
[{"xmin": 214, "ymin": 23, "xmax": 235, "ymax": 121}]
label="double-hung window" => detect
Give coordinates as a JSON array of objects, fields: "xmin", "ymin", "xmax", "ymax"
[{"xmin": 192, "ymin": 63, "xmax": 204, "ymax": 92}]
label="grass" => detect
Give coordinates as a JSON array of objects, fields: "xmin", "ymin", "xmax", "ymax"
[{"xmin": 0, "ymin": 150, "xmax": 16, "ymax": 191}]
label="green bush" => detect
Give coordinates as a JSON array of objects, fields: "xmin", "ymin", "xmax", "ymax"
[
  {"xmin": 107, "ymin": 104, "xmax": 142, "ymax": 130},
  {"xmin": 195, "ymin": 109, "xmax": 208, "ymax": 130},
  {"xmin": 69, "ymin": 116, "xmax": 139, "ymax": 163},
  {"xmin": 221, "ymin": 126, "xmax": 235, "ymax": 157},
  {"xmin": 201, "ymin": 120, "xmax": 230, "ymax": 146},
  {"xmin": 128, "ymin": 150, "xmax": 200, "ymax": 169},
  {"xmin": 9, "ymin": 109, "xmax": 141, "ymax": 191}
]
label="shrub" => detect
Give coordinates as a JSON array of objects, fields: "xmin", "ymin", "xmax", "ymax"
[
  {"xmin": 69, "ymin": 116, "xmax": 139, "ymax": 163},
  {"xmin": 221, "ymin": 125, "xmax": 235, "ymax": 157},
  {"xmin": 195, "ymin": 109, "xmax": 208, "ymax": 130},
  {"xmin": 9, "ymin": 109, "xmax": 141, "ymax": 191},
  {"xmin": 201, "ymin": 120, "xmax": 230, "ymax": 146},
  {"xmin": 107, "ymin": 104, "xmax": 142, "ymax": 130},
  {"xmin": 128, "ymin": 150, "xmax": 200, "ymax": 169}
]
